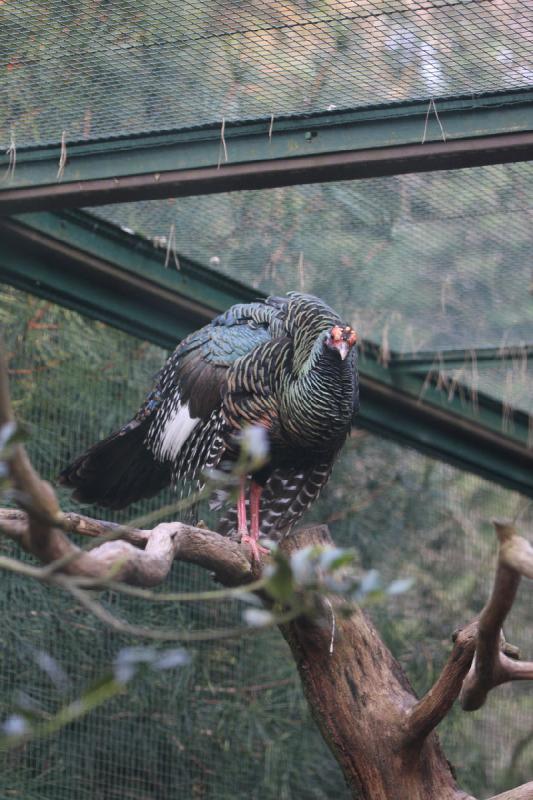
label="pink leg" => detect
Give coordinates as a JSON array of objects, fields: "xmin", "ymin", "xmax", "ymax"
[
  {"xmin": 239, "ymin": 478, "xmax": 269, "ymax": 563},
  {"xmin": 236, "ymin": 476, "xmax": 248, "ymax": 537},
  {"xmin": 250, "ymin": 481, "xmax": 263, "ymax": 541}
]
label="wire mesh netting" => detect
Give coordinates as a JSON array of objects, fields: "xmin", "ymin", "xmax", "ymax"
[
  {"xmin": 0, "ymin": 0, "xmax": 532, "ymax": 795},
  {"xmin": 93, "ymin": 162, "xmax": 533, "ymax": 352},
  {"xmin": 0, "ymin": 286, "xmax": 532, "ymax": 799},
  {"xmin": 1, "ymin": 0, "xmax": 533, "ymax": 147},
  {"xmin": 92, "ymin": 160, "xmax": 533, "ymax": 414}
]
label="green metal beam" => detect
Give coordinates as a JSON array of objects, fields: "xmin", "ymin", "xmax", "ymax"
[
  {"xmin": 390, "ymin": 346, "xmax": 533, "ymax": 374},
  {"xmin": 358, "ymin": 345, "xmax": 532, "ymax": 497},
  {"xmin": 0, "ymin": 211, "xmax": 258, "ymax": 347},
  {"xmin": 1, "ymin": 90, "xmax": 533, "ymax": 213},
  {"xmin": 360, "ymin": 343, "xmax": 529, "ymax": 445},
  {"xmin": 0, "ymin": 210, "xmax": 531, "ymax": 496}
]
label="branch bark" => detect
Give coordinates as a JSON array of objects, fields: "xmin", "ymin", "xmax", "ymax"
[
  {"xmin": 403, "ymin": 517, "xmax": 533, "ymax": 749},
  {"xmin": 278, "ymin": 525, "xmax": 474, "ymax": 800},
  {"xmin": 487, "ymin": 783, "xmax": 533, "ymax": 800},
  {"xmin": 0, "ymin": 508, "xmax": 253, "ymax": 588},
  {"xmin": 0, "ymin": 507, "xmax": 148, "ymax": 546}
]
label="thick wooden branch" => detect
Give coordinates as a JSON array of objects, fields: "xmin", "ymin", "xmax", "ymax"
[
  {"xmin": 0, "ymin": 507, "xmax": 148, "ymax": 547},
  {"xmin": 278, "ymin": 525, "xmax": 474, "ymax": 800},
  {"xmin": 460, "ymin": 521, "xmax": 533, "ymax": 711},
  {"xmin": 0, "ymin": 508, "xmax": 252, "ymax": 587},
  {"xmin": 3, "ymin": 516, "xmax": 252, "ymax": 588},
  {"xmin": 404, "ymin": 519, "xmax": 532, "ymax": 742}
]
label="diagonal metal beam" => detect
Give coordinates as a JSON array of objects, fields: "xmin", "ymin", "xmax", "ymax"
[
  {"xmin": 0, "ymin": 211, "xmax": 258, "ymax": 346},
  {"xmin": 1, "ymin": 90, "xmax": 533, "ymax": 214},
  {"xmin": 358, "ymin": 344, "xmax": 533, "ymax": 497},
  {"xmin": 389, "ymin": 346, "xmax": 533, "ymax": 374},
  {"xmin": 0, "ymin": 210, "xmax": 531, "ymax": 496}
]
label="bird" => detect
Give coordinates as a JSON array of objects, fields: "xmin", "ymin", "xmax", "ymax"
[{"xmin": 59, "ymin": 292, "xmax": 359, "ymax": 561}]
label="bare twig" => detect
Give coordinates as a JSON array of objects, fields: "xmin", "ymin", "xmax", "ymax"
[
  {"xmin": 268, "ymin": 113, "xmax": 274, "ymax": 141},
  {"xmin": 421, "ymin": 98, "xmax": 447, "ymax": 144},
  {"xmin": 56, "ymin": 130, "xmax": 67, "ymax": 181},
  {"xmin": 164, "ymin": 222, "xmax": 180, "ymax": 270},
  {"xmin": 61, "ymin": 580, "xmax": 298, "ymax": 643},
  {"xmin": 1, "ymin": 129, "xmax": 16, "ymax": 183},
  {"xmin": 217, "ymin": 117, "xmax": 228, "ymax": 168}
]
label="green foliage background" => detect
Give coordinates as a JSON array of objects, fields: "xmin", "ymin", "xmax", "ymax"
[{"xmin": 0, "ymin": 286, "xmax": 531, "ymax": 800}]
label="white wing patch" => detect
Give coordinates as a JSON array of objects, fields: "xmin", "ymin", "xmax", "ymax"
[{"xmin": 157, "ymin": 402, "xmax": 200, "ymax": 460}]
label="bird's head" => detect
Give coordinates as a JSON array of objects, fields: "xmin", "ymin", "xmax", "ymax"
[{"xmin": 324, "ymin": 324, "xmax": 357, "ymax": 361}]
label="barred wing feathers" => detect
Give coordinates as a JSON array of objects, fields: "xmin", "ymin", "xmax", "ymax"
[
  {"xmin": 60, "ymin": 301, "xmax": 286, "ymax": 509},
  {"xmin": 61, "ymin": 292, "xmax": 357, "ymax": 539}
]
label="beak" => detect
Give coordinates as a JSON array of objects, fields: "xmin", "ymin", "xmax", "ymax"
[{"xmin": 335, "ymin": 340, "xmax": 350, "ymax": 361}]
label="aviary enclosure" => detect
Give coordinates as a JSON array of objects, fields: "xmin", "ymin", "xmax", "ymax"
[{"xmin": 0, "ymin": 2, "xmax": 532, "ymax": 798}]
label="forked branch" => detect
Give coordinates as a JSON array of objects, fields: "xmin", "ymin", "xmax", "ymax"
[
  {"xmin": 460, "ymin": 522, "xmax": 533, "ymax": 711},
  {"xmin": 406, "ymin": 519, "xmax": 533, "ymax": 744},
  {"xmin": 404, "ymin": 620, "xmax": 477, "ymax": 743}
]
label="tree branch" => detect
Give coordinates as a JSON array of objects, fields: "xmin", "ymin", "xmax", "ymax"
[
  {"xmin": 404, "ymin": 621, "xmax": 477, "ymax": 743},
  {"xmin": 405, "ymin": 520, "xmax": 532, "ymax": 741},
  {"xmin": 460, "ymin": 521, "xmax": 533, "ymax": 711},
  {"xmin": 1, "ymin": 511, "xmax": 254, "ymax": 587},
  {"xmin": 486, "ymin": 781, "xmax": 533, "ymax": 800},
  {"xmin": 0, "ymin": 507, "xmax": 148, "ymax": 547}
]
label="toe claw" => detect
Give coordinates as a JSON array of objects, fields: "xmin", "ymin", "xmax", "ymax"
[{"xmin": 240, "ymin": 533, "xmax": 269, "ymax": 563}]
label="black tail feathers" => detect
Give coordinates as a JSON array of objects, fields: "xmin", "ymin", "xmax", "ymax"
[{"xmin": 59, "ymin": 418, "xmax": 171, "ymax": 510}]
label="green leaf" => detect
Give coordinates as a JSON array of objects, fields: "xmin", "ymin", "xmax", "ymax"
[
  {"xmin": 265, "ymin": 553, "xmax": 295, "ymax": 602},
  {"xmin": 0, "ymin": 421, "xmax": 30, "ymax": 450},
  {"xmin": 243, "ymin": 608, "xmax": 274, "ymax": 627},
  {"xmin": 386, "ymin": 577, "xmax": 415, "ymax": 596},
  {"xmin": 319, "ymin": 547, "xmax": 356, "ymax": 572}
]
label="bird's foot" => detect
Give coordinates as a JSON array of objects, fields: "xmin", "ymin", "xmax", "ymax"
[{"xmin": 240, "ymin": 532, "xmax": 269, "ymax": 564}]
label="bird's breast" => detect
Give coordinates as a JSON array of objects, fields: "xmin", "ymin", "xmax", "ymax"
[{"xmin": 278, "ymin": 370, "xmax": 354, "ymax": 452}]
